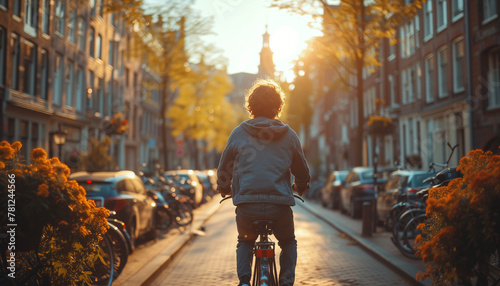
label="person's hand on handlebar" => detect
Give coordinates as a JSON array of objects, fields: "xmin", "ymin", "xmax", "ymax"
[
  {"xmin": 218, "ymin": 185, "xmax": 232, "ymax": 198},
  {"xmin": 293, "ymin": 184, "xmax": 309, "ymax": 196}
]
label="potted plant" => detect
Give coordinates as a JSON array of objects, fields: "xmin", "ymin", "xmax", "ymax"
[
  {"xmin": 0, "ymin": 141, "xmax": 109, "ymax": 285},
  {"xmin": 416, "ymin": 149, "xmax": 500, "ymax": 285},
  {"xmin": 366, "ymin": 115, "xmax": 394, "ymax": 136}
]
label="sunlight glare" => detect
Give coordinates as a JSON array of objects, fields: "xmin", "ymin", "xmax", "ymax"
[{"xmin": 271, "ymin": 25, "xmax": 299, "ymax": 70}]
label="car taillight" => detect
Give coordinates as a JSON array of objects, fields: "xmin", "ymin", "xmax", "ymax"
[
  {"xmin": 360, "ymin": 184, "xmax": 373, "ymax": 191},
  {"xmin": 407, "ymin": 189, "xmax": 419, "ymax": 195},
  {"xmin": 105, "ymin": 198, "xmax": 128, "ymax": 212}
]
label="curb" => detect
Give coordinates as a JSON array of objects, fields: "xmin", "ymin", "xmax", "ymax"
[{"xmin": 298, "ymin": 202, "xmax": 427, "ymax": 286}]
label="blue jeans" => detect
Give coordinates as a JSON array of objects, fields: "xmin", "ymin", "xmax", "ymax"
[{"xmin": 235, "ymin": 203, "xmax": 297, "ymax": 286}]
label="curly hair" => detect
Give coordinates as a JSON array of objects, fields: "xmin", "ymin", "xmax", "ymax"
[{"xmin": 245, "ymin": 78, "xmax": 285, "ymax": 119}]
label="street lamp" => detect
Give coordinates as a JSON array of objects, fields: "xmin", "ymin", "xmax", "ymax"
[{"xmin": 51, "ymin": 124, "xmax": 67, "ymax": 159}]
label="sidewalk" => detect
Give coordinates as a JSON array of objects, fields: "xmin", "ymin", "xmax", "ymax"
[
  {"xmin": 299, "ymin": 200, "xmax": 431, "ymax": 286},
  {"xmin": 114, "ymin": 196, "xmax": 431, "ymax": 286}
]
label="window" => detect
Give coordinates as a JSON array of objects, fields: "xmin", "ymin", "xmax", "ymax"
[
  {"xmin": 106, "ymin": 81, "xmax": 112, "ymax": 117},
  {"xmin": 437, "ymin": 0, "xmax": 447, "ymax": 31},
  {"xmin": 0, "ymin": 0, "xmax": 6, "ymax": 9},
  {"xmin": 483, "ymin": 0, "xmax": 498, "ymax": 23},
  {"xmin": 425, "ymin": 55, "xmax": 435, "ymax": 102},
  {"xmin": 97, "ymin": 77, "xmax": 104, "ymax": 116},
  {"xmin": 76, "ymin": 67, "xmax": 84, "ymax": 112},
  {"xmin": 68, "ymin": 9, "xmax": 76, "ymax": 43},
  {"xmin": 401, "ymin": 69, "xmax": 408, "ymax": 104},
  {"xmin": 40, "ymin": 49, "xmax": 48, "ymax": 100},
  {"xmin": 452, "ymin": 0, "xmax": 464, "ymax": 21},
  {"xmin": 24, "ymin": 0, "xmax": 39, "ymax": 36},
  {"xmin": 11, "ymin": 34, "xmax": 20, "ymax": 91},
  {"xmin": 66, "ymin": 61, "xmax": 74, "ymax": 107},
  {"xmin": 388, "ymin": 39, "xmax": 395, "ymax": 60},
  {"xmin": 0, "ymin": 26, "xmax": 5, "ymax": 86},
  {"xmin": 14, "ymin": 0, "xmax": 21, "ymax": 16},
  {"xmin": 90, "ymin": 0, "xmax": 96, "ymax": 17},
  {"xmin": 89, "ymin": 27, "xmax": 95, "ymax": 58},
  {"xmin": 452, "ymin": 38, "xmax": 465, "ymax": 93},
  {"xmin": 97, "ymin": 34, "xmax": 102, "ymax": 59},
  {"xmin": 88, "ymin": 71, "xmax": 94, "ymax": 110},
  {"xmin": 53, "ymin": 54, "xmax": 63, "ymax": 105},
  {"xmin": 408, "ymin": 64, "xmax": 421, "ymax": 102},
  {"xmin": 42, "ymin": 0, "xmax": 50, "ymax": 34},
  {"xmin": 388, "ymin": 75, "xmax": 396, "ymax": 106},
  {"xmin": 77, "ymin": 18, "xmax": 86, "ymax": 51},
  {"xmin": 23, "ymin": 41, "xmax": 36, "ymax": 96},
  {"xmin": 98, "ymin": 0, "xmax": 103, "ymax": 18},
  {"xmin": 400, "ymin": 18, "xmax": 419, "ymax": 58},
  {"xmin": 487, "ymin": 48, "xmax": 500, "ymax": 109},
  {"xmin": 55, "ymin": 1, "xmax": 65, "ymax": 36},
  {"xmin": 437, "ymin": 47, "xmax": 448, "ymax": 98},
  {"xmin": 109, "ymin": 40, "xmax": 114, "ymax": 66},
  {"xmin": 424, "ymin": 0, "xmax": 434, "ymax": 40}
]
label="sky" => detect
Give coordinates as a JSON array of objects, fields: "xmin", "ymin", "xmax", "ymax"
[{"xmin": 190, "ymin": 0, "xmax": 322, "ymax": 78}]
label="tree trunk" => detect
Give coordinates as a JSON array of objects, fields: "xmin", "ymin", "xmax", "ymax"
[
  {"xmin": 161, "ymin": 75, "xmax": 170, "ymax": 170},
  {"xmin": 355, "ymin": 0, "xmax": 366, "ymax": 167}
]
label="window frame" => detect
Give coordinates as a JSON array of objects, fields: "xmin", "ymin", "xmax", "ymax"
[
  {"xmin": 437, "ymin": 46, "xmax": 448, "ymax": 98},
  {"xmin": 452, "ymin": 37, "xmax": 465, "ymax": 93}
]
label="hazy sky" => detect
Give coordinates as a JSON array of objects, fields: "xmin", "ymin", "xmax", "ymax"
[{"xmin": 191, "ymin": 0, "xmax": 322, "ymax": 77}]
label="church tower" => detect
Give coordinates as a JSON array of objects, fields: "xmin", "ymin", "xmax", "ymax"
[{"xmin": 258, "ymin": 25, "xmax": 275, "ymax": 78}]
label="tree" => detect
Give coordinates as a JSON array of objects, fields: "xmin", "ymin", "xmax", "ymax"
[
  {"xmin": 105, "ymin": 0, "xmax": 217, "ymax": 169},
  {"xmin": 167, "ymin": 57, "xmax": 239, "ymax": 168},
  {"xmin": 272, "ymin": 0, "xmax": 424, "ymax": 166},
  {"xmin": 79, "ymin": 136, "xmax": 117, "ymax": 172}
]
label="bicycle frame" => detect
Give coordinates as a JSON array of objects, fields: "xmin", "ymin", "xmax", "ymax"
[{"xmin": 252, "ymin": 220, "xmax": 279, "ymax": 286}]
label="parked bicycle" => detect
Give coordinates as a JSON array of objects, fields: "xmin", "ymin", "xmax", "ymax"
[{"xmin": 391, "ymin": 143, "xmax": 460, "ymax": 259}]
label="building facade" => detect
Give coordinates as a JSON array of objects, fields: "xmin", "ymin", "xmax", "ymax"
[
  {"xmin": 307, "ymin": 0, "xmax": 499, "ymax": 175},
  {"xmin": 0, "ymin": 0, "xmax": 163, "ymax": 172}
]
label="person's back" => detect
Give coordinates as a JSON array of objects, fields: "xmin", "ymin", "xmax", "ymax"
[{"xmin": 217, "ymin": 78, "xmax": 310, "ymax": 286}]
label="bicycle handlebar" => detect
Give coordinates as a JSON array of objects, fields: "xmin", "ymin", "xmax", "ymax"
[{"xmin": 219, "ymin": 194, "xmax": 305, "ymax": 204}]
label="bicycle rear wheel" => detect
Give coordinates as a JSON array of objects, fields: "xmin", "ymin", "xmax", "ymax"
[
  {"xmin": 402, "ymin": 213, "xmax": 426, "ymax": 257},
  {"xmin": 391, "ymin": 208, "xmax": 425, "ymax": 259},
  {"xmin": 89, "ymin": 233, "xmax": 115, "ymax": 286},
  {"xmin": 174, "ymin": 204, "xmax": 193, "ymax": 226},
  {"xmin": 107, "ymin": 223, "xmax": 128, "ymax": 278}
]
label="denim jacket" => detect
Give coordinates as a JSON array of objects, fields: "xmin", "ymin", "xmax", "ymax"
[{"xmin": 217, "ymin": 117, "xmax": 310, "ymax": 206}]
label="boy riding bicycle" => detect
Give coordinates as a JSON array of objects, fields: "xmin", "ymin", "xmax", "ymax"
[{"xmin": 217, "ymin": 79, "xmax": 310, "ymax": 286}]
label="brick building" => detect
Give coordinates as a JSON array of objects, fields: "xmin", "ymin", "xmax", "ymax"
[
  {"xmin": 308, "ymin": 0, "xmax": 499, "ymax": 175},
  {"xmin": 0, "ymin": 0, "xmax": 163, "ymax": 172}
]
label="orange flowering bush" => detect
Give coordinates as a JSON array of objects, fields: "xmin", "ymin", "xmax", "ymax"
[
  {"xmin": 416, "ymin": 149, "xmax": 500, "ymax": 285},
  {"xmin": 0, "ymin": 141, "xmax": 109, "ymax": 285}
]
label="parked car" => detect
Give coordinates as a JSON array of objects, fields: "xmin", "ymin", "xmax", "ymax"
[
  {"xmin": 195, "ymin": 171, "xmax": 216, "ymax": 202},
  {"xmin": 376, "ymin": 170, "xmax": 437, "ymax": 228},
  {"xmin": 70, "ymin": 170, "xmax": 157, "ymax": 248},
  {"xmin": 163, "ymin": 169, "xmax": 203, "ymax": 208},
  {"xmin": 320, "ymin": 170, "xmax": 349, "ymax": 209},
  {"xmin": 339, "ymin": 167, "xmax": 396, "ymax": 218}
]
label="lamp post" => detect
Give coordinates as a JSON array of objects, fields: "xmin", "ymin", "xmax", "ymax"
[{"xmin": 51, "ymin": 124, "xmax": 67, "ymax": 159}]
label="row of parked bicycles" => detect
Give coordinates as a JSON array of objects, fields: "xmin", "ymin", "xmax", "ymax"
[{"xmin": 382, "ymin": 144, "xmax": 499, "ymax": 285}]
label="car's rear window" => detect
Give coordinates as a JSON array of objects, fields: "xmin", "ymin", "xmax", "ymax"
[
  {"xmin": 410, "ymin": 173, "xmax": 436, "ymax": 188},
  {"xmin": 336, "ymin": 172, "xmax": 348, "ymax": 183},
  {"xmin": 78, "ymin": 182, "xmax": 114, "ymax": 196}
]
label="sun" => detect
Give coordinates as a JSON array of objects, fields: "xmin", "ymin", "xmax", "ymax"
[{"xmin": 270, "ymin": 25, "xmax": 300, "ymax": 71}]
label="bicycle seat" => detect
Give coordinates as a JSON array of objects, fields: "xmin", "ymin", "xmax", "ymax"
[{"xmin": 253, "ymin": 220, "xmax": 274, "ymax": 235}]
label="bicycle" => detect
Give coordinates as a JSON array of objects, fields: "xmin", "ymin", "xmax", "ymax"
[
  {"xmin": 220, "ymin": 194, "xmax": 304, "ymax": 286},
  {"xmin": 391, "ymin": 143, "xmax": 460, "ymax": 259}
]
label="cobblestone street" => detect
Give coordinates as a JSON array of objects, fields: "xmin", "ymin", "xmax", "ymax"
[{"xmin": 150, "ymin": 201, "xmax": 413, "ymax": 285}]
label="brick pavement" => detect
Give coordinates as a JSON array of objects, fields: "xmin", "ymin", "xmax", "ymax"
[{"xmin": 150, "ymin": 201, "xmax": 415, "ymax": 285}]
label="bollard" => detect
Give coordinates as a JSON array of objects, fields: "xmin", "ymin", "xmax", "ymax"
[{"xmin": 362, "ymin": 202, "xmax": 372, "ymax": 237}]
